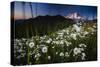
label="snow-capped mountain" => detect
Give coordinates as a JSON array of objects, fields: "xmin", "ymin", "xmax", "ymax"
[{"xmin": 66, "ymin": 12, "xmax": 84, "ymax": 20}]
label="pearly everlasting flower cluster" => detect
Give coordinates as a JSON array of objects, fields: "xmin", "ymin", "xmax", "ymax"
[{"xmin": 13, "ymin": 22, "xmax": 97, "ymax": 64}]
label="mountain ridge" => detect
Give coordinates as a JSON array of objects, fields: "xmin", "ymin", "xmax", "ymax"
[{"xmin": 14, "ymin": 15, "xmax": 74, "ymax": 38}]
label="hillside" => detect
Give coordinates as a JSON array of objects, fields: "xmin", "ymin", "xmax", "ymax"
[{"xmin": 14, "ymin": 15, "xmax": 74, "ymax": 38}]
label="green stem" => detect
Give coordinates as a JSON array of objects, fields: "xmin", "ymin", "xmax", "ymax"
[{"xmin": 26, "ymin": 28, "xmax": 30, "ymax": 64}]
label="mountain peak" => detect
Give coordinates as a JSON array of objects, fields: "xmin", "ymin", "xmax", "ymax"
[{"xmin": 66, "ymin": 12, "xmax": 84, "ymax": 20}]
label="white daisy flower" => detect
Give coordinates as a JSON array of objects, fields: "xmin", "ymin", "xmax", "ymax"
[
  {"xmin": 35, "ymin": 53, "xmax": 41, "ymax": 58},
  {"xmin": 29, "ymin": 42, "xmax": 35, "ymax": 48},
  {"xmin": 57, "ymin": 32, "xmax": 63, "ymax": 35},
  {"xmin": 73, "ymin": 47, "xmax": 81, "ymax": 56},
  {"xmin": 65, "ymin": 52, "xmax": 69, "ymax": 57},
  {"xmin": 93, "ymin": 25, "xmax": 96, "ymax": 28},
  {"xmin": 60, "ymin": 40, "xmax": 64, "ymax": 44},
  {"xmin": 59, "ymin": 52, "xmax": 64, "ymax": 56},
  {"xmin": 21, "ymin": 53, "xmax": 26, "ymax": 57},
  {"xmin": 62, "ymin": 29, "xmax": 66, "ymax": 32},
  {"xmin": 46, "ymin": 40, "xmax": 51, "ymax": 44},
  {"xmin": 56, "ymin": 37, "xmax": 59, "ymax": 40},
  {"xmin": 79, "ymin": 48, "xmax": 84, "ymax": 51},
  {"xmin": 42, "ymin": 46, "xmax": 48, "ymax": 53},
  {"xmin": 66, "ymin": 30, "xmax": 69, "ymax": 34},
  {"xmin": 18, "ymin": 42, "xmax": 22, "ymax": 46},
  {"xmin": 70, "ymin": 33, "xmax": 77, "ymax": 40},
  {"xmin": 52, "ymin": 41, "xmax": 59, "ymax": 44},
  {"xmin": 48, "ymin": 56, "xmax": 51, "ymax": 60},
  {"xmin": 22, "ymin": 38, "xmax": 26, "ymax": 41},
  {"xmin": 73, "ymin": 24, "xmax": 81, "ymax": 32},
  {"xmin": 91, "ymin": 32, "xmax": 94, "ymax": 34},
  {"xmin": 36, "ymin": 58, "xmax": 39, "ymax": 61},
  {"xmin": 79, "ymin": 44, "xmax": 87, "ymax": 48},
  {"xmin": 84, "ymin": 31, "xmax": 89, "ymax": 35},
  {"xmin": 46, "ymin": 38, "xmax": 52, "ymax": 44},
  {"xmin": 65, "ymin": 41, "xmax": 72, "ymax": 46},
  {"xmin": 81, "ymin": 52, "xmax": 86, "ymax": 60},
  {"xmin": 56, "ymin": 52, "xmax": 58, "ymax": 55},
  {"xmin": 52, "ymin": 46, "xmax": 55, "ymax": 48}
]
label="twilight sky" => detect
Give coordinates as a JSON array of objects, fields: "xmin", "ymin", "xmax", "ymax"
[{"xmin": 13, "ymin": 1, "xmax": 97, "ymax": 20}]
